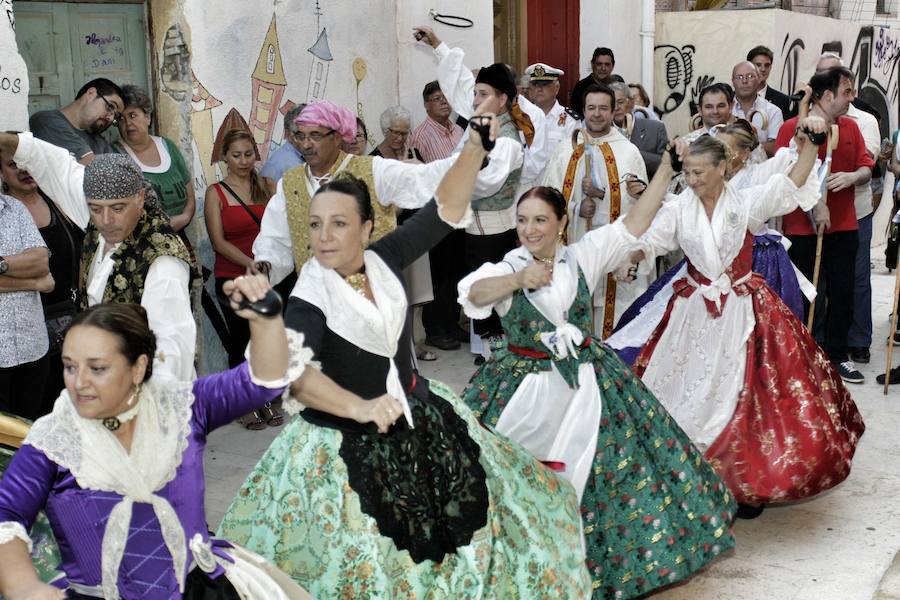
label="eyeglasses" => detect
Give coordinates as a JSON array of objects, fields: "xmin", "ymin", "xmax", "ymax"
[
  {"xmin": 387, "ymin": 128, "xmax": 410, "ymax": 138},
  {"xmin": 99, "ymin": 95, "xmax": 122, "ymax": 123},
  {"xmin": 733, "ymin": 74, "xmax": 758, "ymax": 82},
  {"xmin": 292, "ymin": 129, "xmax": 335, "ymax": 143},
  {"xmin": 426, "ymin": 94, "xmax": 448, "ymax": 103}
]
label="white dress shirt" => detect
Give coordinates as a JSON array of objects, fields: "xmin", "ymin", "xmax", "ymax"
[
  {"xmin": 732, "ymin": 96, "xmax": 784, "ymax": 144},
  {"xmin": 845, "ymin": 103, "xmax": 880, "ymax": 218}
]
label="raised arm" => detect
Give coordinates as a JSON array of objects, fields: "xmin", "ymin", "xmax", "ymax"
[
  {"xmin": 0, "ymin": 133, "xmax": 89, "ymax": 230},
  {"xmin": 433, "ymin": 114, "xmax": 493, "ymax": 222},
  {"xmin": 621, "ymin": 140, "xmax": 676, "ymax": 238},
  {"xmin": 374, "ymin": 135, "xmax": 522, "ymax": 209},
  {"xmin": 786, "ymin": 116, "xmax": 827, "ymax": 189},
  {"xmin": 415, "ymin": 27, "xmax": 475, "ymax": 120}
]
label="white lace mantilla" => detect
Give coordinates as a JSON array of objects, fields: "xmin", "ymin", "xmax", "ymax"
[{"xmin": 26, "ymin": 378, "xmax": 193, "ymax": 599}]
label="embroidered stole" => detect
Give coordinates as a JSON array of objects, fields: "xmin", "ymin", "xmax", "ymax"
[
  {"xmin": 560, "ymin": 136, "xmax": 622, "ymax": 338},
  {"xmin": 282, "ymin": 152, "xmax": 397, "ymax": 270},
  {"xmin": 598, "ymin": 142, "xmax": 622, "ymax": 339}
]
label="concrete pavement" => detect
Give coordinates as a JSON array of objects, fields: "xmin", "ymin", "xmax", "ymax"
[{"xmin": 205, "ymin": 252, "xmax": 900, "ymax": 599}]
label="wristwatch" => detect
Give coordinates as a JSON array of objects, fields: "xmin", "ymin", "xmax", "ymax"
[{"xmin": 0, "ymin": 257, "xmax": 7, "ymax": 275}]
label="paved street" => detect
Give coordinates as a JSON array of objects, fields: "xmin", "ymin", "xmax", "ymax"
[{"xmin": 205, "ymin": 252, "xmax": 900, "ymax": 599}]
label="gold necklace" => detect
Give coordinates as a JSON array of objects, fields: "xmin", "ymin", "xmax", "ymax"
[
  {"xmin": 344, "ymin": 272, "xmax": 369, "ymax": 296},
  {"xmin": 535, "ymin": 256, "xmax": 554, "ymax": 267}
]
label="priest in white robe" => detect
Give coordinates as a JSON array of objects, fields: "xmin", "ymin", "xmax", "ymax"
[{"xmin": 542, "ymin": 83, "xmax": 649, "ymax": 337}]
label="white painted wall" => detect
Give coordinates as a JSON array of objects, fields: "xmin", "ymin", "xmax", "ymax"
[
  {"xmin": 579, "ymin": 1, "xmax": 644, "ymax": 84},
  {"xmin": 397, "ymin": 0, "xmax": 493, "ymax": 131},
  {"xmin": 0, "ymin": 5, "xmax": 29, "ymax": 131}
]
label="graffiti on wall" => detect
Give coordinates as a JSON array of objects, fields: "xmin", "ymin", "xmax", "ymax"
[
  {"xmin": 777, "ymin": 25, "xmax": 900, "ymax": 138},
  {"xmin": 654, "ymin": 42, "xmax": 719, "ymax": 124}
]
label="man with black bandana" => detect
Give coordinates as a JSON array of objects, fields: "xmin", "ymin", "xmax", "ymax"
[{"xmin": 0, "ymin": 132, "xmax": 195, "ymax": 381}]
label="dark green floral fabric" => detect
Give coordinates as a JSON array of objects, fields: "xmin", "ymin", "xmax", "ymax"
[{"xmin": 463, "ymin": 269, "xmax": 737, "ymax": 599}]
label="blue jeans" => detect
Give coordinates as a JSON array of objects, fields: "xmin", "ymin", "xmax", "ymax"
[{"xmin": 847, "ymin": 214, "xmax": 873, "ymax": 349}]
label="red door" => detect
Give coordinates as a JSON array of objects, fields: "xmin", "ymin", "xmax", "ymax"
[{"xmin": 527, "ymin": 0, "xmax": 580, "ymax": 106}]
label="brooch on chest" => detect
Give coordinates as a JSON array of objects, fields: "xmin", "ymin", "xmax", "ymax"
[{"xmin": 558, "ymin": 113, "xmax": 567, "ymax": 126}]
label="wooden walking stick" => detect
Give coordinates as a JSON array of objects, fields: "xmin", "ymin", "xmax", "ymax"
[
  {"xmin": 806, "ymin": 223, "xmax": 825, "ymax": 330},
  {"xmin": 885, "ymin": 265, "xmax": 900, "ymax": 394},
  {"xmin": 806, "ymin": 124, "xmax": 839, "ymax": 330}
]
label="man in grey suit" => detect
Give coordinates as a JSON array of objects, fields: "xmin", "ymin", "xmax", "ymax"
[{"xmin": 609, "ymin": 82, "xmax": 668, "ymax": 178}]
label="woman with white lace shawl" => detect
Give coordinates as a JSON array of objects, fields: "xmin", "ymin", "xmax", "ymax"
[
  {"xmin": 0, "ymin": 276, "xmax": 312, "ymax": 600},
  {"xmin": 218, "ymin": 114, "xmax": 593, "ymax": 598}
]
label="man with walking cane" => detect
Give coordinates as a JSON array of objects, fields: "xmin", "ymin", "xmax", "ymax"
[{"xmin": 774, "ymin": 66, "xmax": 874, "ymax": 384}]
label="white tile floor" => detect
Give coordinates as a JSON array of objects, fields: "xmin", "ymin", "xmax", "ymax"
[{"xmin": 205, "ymin": 253, "xmax": 900, "ymax": 599}]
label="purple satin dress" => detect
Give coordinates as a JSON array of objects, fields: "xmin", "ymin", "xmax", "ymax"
[{"xmin": 0, "ymin": 364, "xmax": 283, "ymax": 599}]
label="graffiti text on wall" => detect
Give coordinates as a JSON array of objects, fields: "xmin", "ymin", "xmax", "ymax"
[
  {"xmin": 0, "ymin": 64, "xmax": 22, "ymax": 94},
  {"xmin": 654, "ymin": 43, "xmax": 717, "ymax": 117}
]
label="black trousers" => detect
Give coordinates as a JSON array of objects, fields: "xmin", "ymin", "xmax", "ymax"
[
  {"xmin": 215, "ymin": 277, "xmax": 251, "ymax": 369},
  {"xmin": 0, "ymin": 354, "xmax": 50, "ymax": 420},
  {"xmin": 464, "ymin": 229, "xmax": 518, "ymax": 338},
  {"xmin": 787, "ymin": 230, "xmax": 858, "ymax": 363},
  {"xmin": 422, "ymin": 229, "xmax": 467, "ymax": 338}
]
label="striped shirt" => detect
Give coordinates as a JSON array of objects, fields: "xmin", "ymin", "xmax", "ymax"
[{"xmin": 409, "ymin": 116, "xmax": 464, "ymax": 163}]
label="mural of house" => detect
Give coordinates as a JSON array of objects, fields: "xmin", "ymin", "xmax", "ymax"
[
  {"xmin": 306, "ymin": 27, "xmax": 332, "ymax": 103},
  {"xmin": 248, "ymin": 15, "xmax": 287, "ymax": 162}
]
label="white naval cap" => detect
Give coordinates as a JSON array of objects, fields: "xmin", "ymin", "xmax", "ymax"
[{"xmin": 525, "ymin": 63, "xmax": 564, "ymax": 82}]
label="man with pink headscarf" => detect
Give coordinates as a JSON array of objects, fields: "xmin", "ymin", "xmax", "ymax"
[{"xmin": 252, "ymin": 100, "xmax": 522, "ymax": 284}]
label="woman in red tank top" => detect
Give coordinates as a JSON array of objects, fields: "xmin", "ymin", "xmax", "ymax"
[{"xmin": 204, "ymin": 129, "xmax": 281, "ymax": 430}]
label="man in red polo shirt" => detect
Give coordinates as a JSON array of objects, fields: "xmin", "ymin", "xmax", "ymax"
[{"xmin": 775, "ymin": 66, "xmax": 874, "ymax": 384}]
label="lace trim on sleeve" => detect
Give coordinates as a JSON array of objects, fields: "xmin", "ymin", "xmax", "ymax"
[
  {"xmin": 0, "ymin": 521, "xmax": 33, "ymax": 552},
  {"xmin": 435, "ymin": 194, "xmax": 474, "ymax": 229},
  {"xmin": 245, "ymin": 329, "xmax": 314, "ymax": 389}
]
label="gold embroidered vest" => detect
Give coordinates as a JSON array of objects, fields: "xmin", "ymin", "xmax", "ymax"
[{"xmin": 282, "ymin": 152, "xmax": 397, "ymax": 270}]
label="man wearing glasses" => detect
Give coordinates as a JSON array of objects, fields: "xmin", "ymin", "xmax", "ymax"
[
  {"xmin": 29, "ymin": 78, "xmax": 124, "ymax": 165},
  {"xmin": 731, "ymin": 62, "xmax": 783, "ymax": 157},
  {"xmin": 261, "ymin": 104, "xmax": 307, "ymax": 183},
  {"xmin": 409, "ymin": 81, "xmax": 464, "ymax": 164},
  {"xmin": 251, "ymin": 100, "xmax": 521, "ymax": 289}
]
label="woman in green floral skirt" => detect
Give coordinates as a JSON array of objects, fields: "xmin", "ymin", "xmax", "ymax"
[
  {"xmin": 218, "ymin": 111, "xmax": 592, "ymax": 598},
  {"xmin": 459, "ymin": 149, "xmax": 736, "ymax": 599}
]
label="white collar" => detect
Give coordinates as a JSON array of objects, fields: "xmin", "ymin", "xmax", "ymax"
[{"xmin": 291, "ymin": 251, "xmax": 414, "ymax": 427}]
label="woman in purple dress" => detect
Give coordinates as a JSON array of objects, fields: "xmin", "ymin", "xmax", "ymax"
[{"xmin": 0, "ymin": 276, "xmax": 312, "ymax": 600}]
